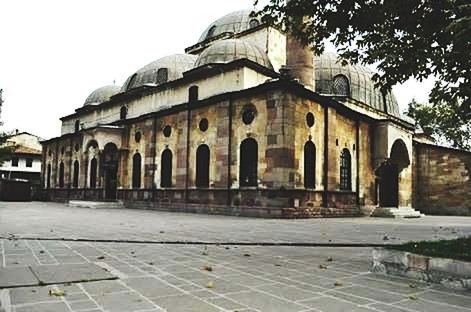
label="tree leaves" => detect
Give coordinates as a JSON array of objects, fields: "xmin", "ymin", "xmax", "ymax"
[{"xmin": 257, "ymin": 0, "xmax": 471, "ymax": 122}]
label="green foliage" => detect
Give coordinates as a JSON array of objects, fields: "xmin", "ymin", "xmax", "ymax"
[
  {"xmin": 256, "ymin": 0, "xmax": 471, "ymax": 117},
  {"xmin": 405, "ymin": 98, "xmax": 471, "ymax": 149},
  {"xmin": 386, "ymin": 236, "xmax": 471, "ymax": 262}
]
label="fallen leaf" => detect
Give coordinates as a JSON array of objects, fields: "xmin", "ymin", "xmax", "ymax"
[
  {"xmin": 319, "ymin": 264, "xmax": 327, "ymax": 270},
  {"xmin": 274, "ymin": 264, "xmax": 282, "ymax": 267},
  {"xmin": 334, "ymin": 281, "xmax": 343, "ymax": 287},
  {"xmin": 159, "ymin": 231, "xmax": 165, "ymax": 234},
  {"xmin": 408, "ymin": 294, "xmax": 417, "ymax": 300},
  {"xmin": 206, "ymin": 281, "xmax": 214, "ymax": 288},
  {"xmin": 203, "ymin": 265, "xmax": 213, "ymax": 272},
  {"xmin": 243, "ymin": 253, "xmax": 251, "ymax": 257},
  {"xmin": 97, "ymin": 256, "xmax": 105, "ymax": 260},
  {"xmin": 49, "ymin": 289, "xmax": 66, "ymax": 297},
  {"xmin": 39, "ymin": 250, "xmax": 45, "ymax": 254},
  {"xmin": 326, "ymin": 257, "xmax": 333, "ymax": 262}
]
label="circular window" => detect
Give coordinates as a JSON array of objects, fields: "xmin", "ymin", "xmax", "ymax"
[
  {"xmin": 199, "ymin": 118, "xmax": 208, "ymax": 132},
  {"xmin": 135, "ymin": 131, "xmax": 142, "ymax": 143},
  {"xmin": 163, "ymin": 125, "xmax": 172, "ymax": 137},
  {"xmin": 74, "ymin": 144, "xmax": 80, "ymax": 152},
  {"xmin": 306, "ymin": 112, "xmax": 315, "ymax": 127},
  {"xmin": 242, "ymin": 105, "xmax": 257, "ymax": 125}
]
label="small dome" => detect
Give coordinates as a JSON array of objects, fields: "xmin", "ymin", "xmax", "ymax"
[
  {"xmin": 84, "ymin": 85, "xmax": 120, "ymax": 106},
  {"xmin": 198, "ymin": 10, "xmax": 261, "ymax": 43},
  {"xmin": 314, "ymin": 53, "xmax": 400, "ymax": 117},
  {"xmin": 194, "ymin": 39, "xmax": 273, "ymax": 70},
  {"xmin": 122, "ymin": 54, "xmax": 196, "ymax": 91}
]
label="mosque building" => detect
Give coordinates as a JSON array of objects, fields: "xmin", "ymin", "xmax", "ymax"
[{"xmin": 41, "ymin": 10, "xmax": 471, "ymax": 217}]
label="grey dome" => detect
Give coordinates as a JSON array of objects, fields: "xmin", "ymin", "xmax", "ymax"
[
  {"xmin": 314, "ymin": 53, "xmax": 400, "ymax": 117},
  {"xmin": 194, "ymin": 39, "xmax": 273, "ymax": 70},
  {"xmin": 198, "ymin": 10, "xmax": 261, "ymax": 43},
  {"xmin": 84, "ymin": 85, "xmax": 120, "ymax": 106},
  {"xmin": 122, "ymin": 54, "xmax": 196, "ymax": 91}
]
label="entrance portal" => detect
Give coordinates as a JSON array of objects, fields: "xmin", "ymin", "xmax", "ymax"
[
  {"xmin": 376, "ymin": 139, "xmax": 410, "ymax": 207},
  {"xmin": 103, "ymin": 143, "xmax": 119, "ymax": 200},
  {"xmin": 377, "ymin": 162, "xmax": 399, "ymax": 207}
]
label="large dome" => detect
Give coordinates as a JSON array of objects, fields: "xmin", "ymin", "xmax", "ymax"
[
  {"xmin": 198, "ymin": 10, "xmax": 261, "ymax": 43},
  {"xmin": 314, "ymin": 53, "xmax": 400, "ymax": 117},
  {"xmin": 194, "ymin": 39, "xmax": 273, "ymax": 70},
  {"xmin": 122, "ymin": 54, "xmax": 197, "ymax": 91},
  {"xmin": 84, "ymin": 85, "xmax": 120, "ymax": 106}
]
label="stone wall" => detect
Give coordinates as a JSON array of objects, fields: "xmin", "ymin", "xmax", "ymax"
[{"xmin": 413, "ymin": 142, "xmax": 471, "ymax": 216}]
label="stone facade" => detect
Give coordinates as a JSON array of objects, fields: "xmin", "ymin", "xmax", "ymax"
[
  {"xmin": 40, "ymin": 9, "xmax": 426, "ymax": 218},
  {"xmin": 413, "ymin": 142, "xmax": 471, "ymax": 216}
]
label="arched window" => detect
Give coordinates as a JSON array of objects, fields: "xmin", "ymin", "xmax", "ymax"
[
  {"xmin": 74, "ymin": 120, "xmax": 80, "ymax": 132},
  {"xmin": 249, "ymin": 19, "xmax": 260, "ymax": 29},
  {"xmin": 46, "ymin": 164, "xmax": 51, "ymax": 188},
  {"xmin": 304, "ymin": 141, "xmax": 316, "ymax": 188},
  {"xmin": 156, "ymin": 68, "xmax": 168, "ymax": 84},
  {"xmin": 132, "ymin": 153, "xmax": 141, "ymax": 188},
  {"xmin": 340, "ymin": 148, "xmax": 352, "ymax": 190},
  {"xmin": 333, "ymin": 75, "xmax": 350, "ymax": 96},
  {"xmin": 120, "ymin": 106, "xmax": 128, "ymax": 120},
  {"xmin": 58, "ymin": 162, "xmax": 65, "ymax": 188},
  {"xmin": 72, "ymin": 160, "xmax": 79, "ymax": 188},
  {"xmin": 239, "ymin": 138, "xmax": 258, "ymax": 187},
  {"xmin": 206, "ymin": 26, "xmax": 216, "ymax": 40},
  {"xmin": 90, "ymin": 158, "xmax": 97, "ymax": 188},
  {"xmin": 196, "ymin": 144, "xmax": 210, "ymax": 188},
  {"xmin": 126, "ymin": 73, "xmax": 137, "ymax": 91},
  {"xmin": 160, "ymin": 149, "xmax": 172, "ymax": 187},
  {"xmin": 189, "ymin": 85, "xmax": 199, "ymax": 103}
]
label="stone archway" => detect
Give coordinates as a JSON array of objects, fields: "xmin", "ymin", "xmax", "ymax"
[
  {"xmin": 376, "ymin": 139, "xmax": 410, "ymax": 207},
  {"xmin": 103, "ymin": 143, "xmax": 119, "ymax": 200}
]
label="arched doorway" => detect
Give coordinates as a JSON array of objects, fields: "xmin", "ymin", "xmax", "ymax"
[
  {"xmin": 376, "ymin": 139, "xmax": 410, "ymax": 207},
  {"xmin": 103, "ymin": 143, "xmax": 119, "ymax": 200}
]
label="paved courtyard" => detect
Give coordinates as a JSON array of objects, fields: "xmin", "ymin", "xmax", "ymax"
[{"xmin": 0, "ymin": 202, "xmax": 470, "ymax": 311}]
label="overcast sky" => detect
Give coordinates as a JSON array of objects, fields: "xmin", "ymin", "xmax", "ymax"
[{"xmin": 0, "ymin": 0, "xmax": 435, "ymax": 140}]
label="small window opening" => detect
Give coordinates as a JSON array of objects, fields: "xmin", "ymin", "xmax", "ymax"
[{"xmin": 156, "ymin": 68, "xmax": 168, "ymax": 84}]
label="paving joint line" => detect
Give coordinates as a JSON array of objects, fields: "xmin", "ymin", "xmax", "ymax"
[{"xmin": 0, "ymin": 237, "xmax": 397, "ymax": 247}]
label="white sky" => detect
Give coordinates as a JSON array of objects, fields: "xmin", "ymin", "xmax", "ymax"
[{"xmin": 0, "ymin": 0, "xmax": 435, "ymax": 140}]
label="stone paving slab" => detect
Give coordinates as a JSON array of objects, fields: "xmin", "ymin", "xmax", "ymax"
[
  {"xmin": 30, "ymin": 263, "xmax": 116, "ymax": 285},
  {"xmin": 0, "ymin": 267, "xmax": 37, "ymax": 288}
]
